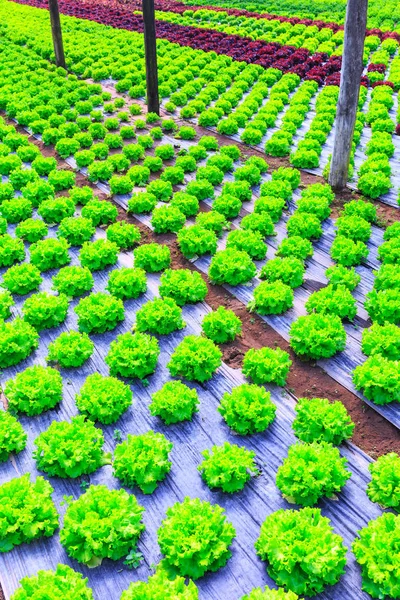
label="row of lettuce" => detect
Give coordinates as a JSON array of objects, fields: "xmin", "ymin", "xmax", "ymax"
[
  {"xmin": 182, "ymin": 0, "xmax": 400, "ymax": 31},
  {"xmin": 3, "ymin": 0, "xmax": 400, "ymax": 202}
]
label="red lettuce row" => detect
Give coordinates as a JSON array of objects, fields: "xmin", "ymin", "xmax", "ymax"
[{"xmin": 11, "ymin": 0, "xmax": 343, "ymax": 83}]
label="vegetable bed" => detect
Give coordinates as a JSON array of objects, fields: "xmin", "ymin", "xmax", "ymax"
[{"xmin": 0, "ymin": 230, "xmax": 382, "ymax": 599}]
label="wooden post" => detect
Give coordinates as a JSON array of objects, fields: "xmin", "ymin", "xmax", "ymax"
[
  {"xmin": 328, "ymin": 0, "xmax": 368, "ymax": 191},
  {"xmin": 48, "ymin": 0, "xmax": 66, "ymax": 69},
  {"xmin": 142, "ymin": 0, "xmax": 160, "ymax": 115}
]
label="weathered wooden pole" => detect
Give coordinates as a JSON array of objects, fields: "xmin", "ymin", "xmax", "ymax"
[
  {"xmin": 48, "ymin": 0, "xmax": 66, "ymax": 69},
  {"xmin": 142, "ymin": 0, "xmax": 160, "ymax": 115},
  {"xmin": 329, "ymin": 0, "xmax": 368, "ymax": 191}
]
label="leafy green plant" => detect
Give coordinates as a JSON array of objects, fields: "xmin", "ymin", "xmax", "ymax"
[
  {"xmin": 47, "ymin": 331, "xmax": 94, "ymax": 368},
  {"xmin": 106, "ymin": 267, "xmax": 147, "ymax": 300},
  {"xmin": 57, "ymin": 216, "xmax": 95, "ymax": 246},
  {"xmin": 293, "ymin": 397, "xmax": 354, "ymax": 445},
  {"xmin": 168, "ymin": 335, "xmax": 222, "ymax": 383},
  {"xmin": 147, "ymin": 179, "xmax": 173, "ymax": 202},
  {"xmin": 38, "ymin": 197, "xmax": 75, "ymax": 224},
  {"xmin": 157, "ymin": 497, "xmax": 236, "ymax": 579},
  {"xmin": 52, "ymin": 266, "xmax": 94, "ymax": 297},
  {"xmin": 201, "ymin": 306, "xmax": 242, "ymax": 344},
  {"xmin": 30, "ymin": 238, "xmax": 70, "ymax": 271},
  {"xmin": 254, "ymin": 196, "xmax": 286, "ymax": 223},
  {"xmin": 134, "ymin": 243, "xmax": 171, "ymax": 272},
  {"xmin": 0, "ymin": 234, "xmax": 25, "ymax": 267},
  {"xmin": 374, "ymin": 263, "xmax": 400, "ymax": 291},
  {"xmin": 353, "ymin": 354, "xmax": 400, "ymax": 404},
  {"xmin": 242, "ymin": 347, "xmax": 291, "ymax": 386},
  {"xmin": 60, "ymin": 484, "xmax": 145, "ymax": 567},
  {"xmin": 226, "ymin": 229, "xmax": 267, "ymax": 260},
  {"xmin": 161, "ymin": 166, "xmax": 185, "ymax": 186},
  {"xmin": 219, "ymin": 383, "xmax": 276, "ymax": 435},
  {"xmin": 105, "ymin": 332, "xmax": 160, "ymax": 379},
  {"xmin": 155, "ymin": 144, "xmax": 175, "ymax": 160},
  {"xmin": 159, "ymin": 269, "xmax": 207, "ymax": 306},
  {"xmin": 325, "ymin": 265, "xmax": 361, "ymax": 291},
  {"xmin": 195, "ymin": 211, "xmax": 228, "ymax": 236},
  {"xmin": 5, "ymin": 365, "xmax": 62, "ymax": 416},
  {"xmin": 213, "ymin": 194, "xmax": 241, "ymax": 219},
  {"xmin": 0, "ymin": 318, "xmax": 39, "ymax": 368},
  {"xmin": 384, "ymin": 221, "xmax": 400, "ymax": 241},
  {"xmin": 248, "ymin": 281, "xmax": 294, "ymax": 315},
  {"xmin": 260, "ymin": 257, "xmax": 304, "ymax": 289},
  {"xmin": 81, "ymin": 199, "xmax": 118, "ymax": 227},
  {"xmin": 305, "ymin": 284, "xmax": 356, "ymax": 320},
  {"xmin": 106, "ymin": 221, "xmax": 141, "ymax": 250},
  {"xmin": 365, "ymin": 288, "xmax": 400, "ymax": 325},
  {"xmin": 48, "ymin": 169, "xmax": 75, "ymax": 192},
  {"xmin": 75, "ymin": 292, "xmax": 124, "ymax": 334},
  {"xmin": 69, "ymin": 186, "xmax": 95, "ymax": 206},
  {"xmin": 378, "ymin": 238, "xmax": 400, "ymax": 265},
  {"xmin": 297, "ymin": 196, "xmax": 330, "ymax": 221},
  {"xmin": 151, "ymin": 205, "xmax": 186, "ymax": 234},
  {"xmin": 343, "ymin": 199, "xmax": 377, "ymax": 223},
  {"xmin": 177, "ymin": 225, "xmax": 217, "ymax": 259},
  {"xmin": 0, "ymin": 290, "xmax": 13, "ymax": 319},
  {"xmin": 209, "ymin": 248, "xmax": 256, "ymax": 286},
  {"xmin": 0, "ymin": 410, "xmax": 27, "ymax": 463},
  {"xmin": 361, "ymin": 322, "xmax": 400, "ymax": 360},
  {"xmin": 1, "ymin": 197, "xmax": 32, "ymax": 223},
  {"xmin": 149, "ymin": 380, "xmax": 199, "ymax": 425},
  {"xmin": 358, "ymin": 171, "xmax": 391, "ymax": 199},
  {"xmin": 0, "ymin": 474, "xmax": 59, "ymax": 553},
  {"xmin": 128, "ymin": 166, "xmax": 151, "ymax": 187},
  {"xmin": 353, "ymin": 513, "xmax": 400, "ymax": 599},
  {"xmin": 120, "ymin": 570, "xmax": 198, "ymax": 600},
  {"xmin": 76, "ymin": 372, "xmax": 132, "ymax": 424},
  {"xmin": 255, "ymin": 508, "xmax": 346, "ymax": 596},
  {"xmin": 276, "ymin": 441, "xmax": 351, "ymax": 506},
  {"xmin": 113, "ymin": 430, "xmax": 173, "ymax": 494},
  {"xmin": 128, "ymin": 192, "xmax": 157, "ymax": 214},
  {"xmin": 289, "ymin": 314, "xmax": 346, "ymax": 359},
  {"xmin": 22, "ymin": 180, "xmax": 54, "ymax": 207},
  {"xmin": 135, "ymin": 297, "xmax": 185, "ymax": 335},
  {"xmin": 241, "ymin": 213, "xmax": 274, "ymax": 238},
  {"xmin": 33, "ymin": 415, "xmax": 111, "ymax": 478},
  {"xmin": 15, "ymin": 218, "xmax": 48, "ymax": 243},
  {"xmin": 22, "ymin": 292, "xmax": 68, "ymax": 330},
  {"xmin": 276, "ymin": 236, "xmax": 313, "ymax": 261},
  {"xmin": 336, "ymin": 215, "xmax": 371, "ymax": 243},
  {"xmin": 10, "ymin": 564, "xmax": 94, "ymax": 600},
  {"xmin": 199, "ymin": 442, "xmax": 258, "ymax": 493},
  {"xmin": 171, "ymin": 192, "xmax": 199, "ymax": 217},
  {"xmin": 367, "ymin": 452, "xmax": 400, "ymax": 508},
  {"xmin": 185, "ymin": 180, "xmax": 215, "ymax": 203},
  {"xmin": 287, "ymin": 212, "xmax": 322, "ymax": 240},
  {"xmin": 79, "ymin": 239, "xmax": 119, "ymax": 271}
]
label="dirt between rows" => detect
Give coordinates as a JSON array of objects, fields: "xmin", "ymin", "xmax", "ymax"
[{"xmin": 5, "ymin": 115, "xmax": 400, "ymax": 462}]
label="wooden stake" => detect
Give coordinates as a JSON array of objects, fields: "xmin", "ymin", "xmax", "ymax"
[
  {"xmin": 142, "ymin": 0, "xmax": 160, "ymax": 115},
  {"xmin": 48, "ymin": 0, "xmax": 66, "ymax": 69},
  {"xmin": 329, "ymin": 0, "xmax": 368, "ymax": 191}
]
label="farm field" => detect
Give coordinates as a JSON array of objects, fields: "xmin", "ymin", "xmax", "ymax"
[{"xmin": 0, "ymin": 0, "xmax": 400, "ymax": 599}]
